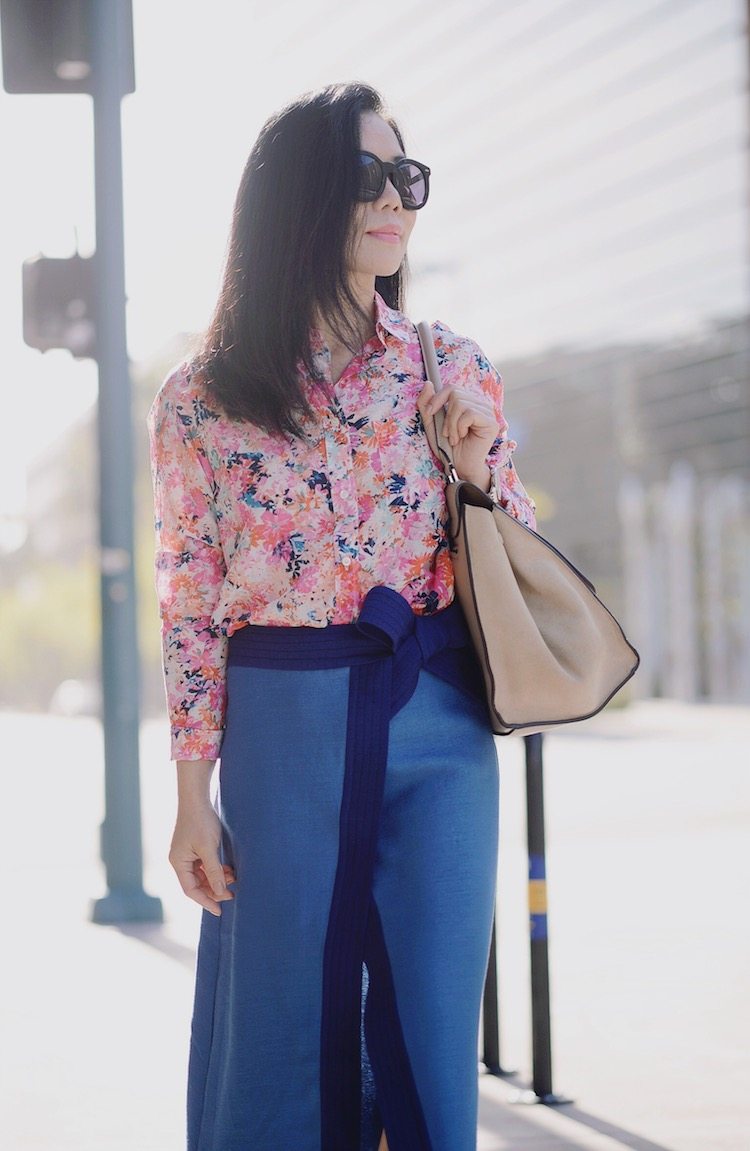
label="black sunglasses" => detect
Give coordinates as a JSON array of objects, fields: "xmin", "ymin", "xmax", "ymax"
[{"xmin": 357, "ymin": 151, "xmax": 431, "ymax": 210}]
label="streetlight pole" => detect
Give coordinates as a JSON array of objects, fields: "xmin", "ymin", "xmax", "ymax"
[{"xmin": 89, "ymin": 0, "xmax": 161, "ymax": 924}]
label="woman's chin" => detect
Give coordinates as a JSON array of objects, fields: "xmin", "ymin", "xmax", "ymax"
[{"xmin": 354, "ymin": 259, "xmax": 404, "ymax": 281}]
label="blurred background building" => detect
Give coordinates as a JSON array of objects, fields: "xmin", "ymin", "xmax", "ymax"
[{"xmin": 1, "ymin": 0, "xmax": 748, "ymax": 712}]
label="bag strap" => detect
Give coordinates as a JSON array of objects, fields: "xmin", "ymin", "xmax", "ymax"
[{"xmin": 416, "ymin": 321, "xmax": 458, "ymax": 481}]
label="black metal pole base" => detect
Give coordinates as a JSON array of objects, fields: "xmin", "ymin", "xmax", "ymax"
[
  {"xmin": 507, "ymin": 1086, "xmax": 575, "ymax": 1106},
  {"xmin": 90, "ymin": 888, "xmax": 163, "ymax": 924},
  {"xmin": 480, "ymin": 1060, "xmax": 519, "ymax": 1078}
]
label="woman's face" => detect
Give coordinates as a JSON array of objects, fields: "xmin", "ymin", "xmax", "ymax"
[{"xmin": 348, "ymin": 111, "xmax": 418, "ymax": 284}]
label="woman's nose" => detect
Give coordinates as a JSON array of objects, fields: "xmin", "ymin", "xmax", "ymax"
[{"xmin": 380, "ymin": 176, "xmax": 403, "ymax": 209}]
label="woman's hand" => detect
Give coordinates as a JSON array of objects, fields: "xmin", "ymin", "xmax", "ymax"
[
  {"xmin": 171, "ymin": 759, "xmax": 236, "ymax": 916},
  {"xmin": 417, "ymin": 379, "xmax": 498, "ymax": 490}
]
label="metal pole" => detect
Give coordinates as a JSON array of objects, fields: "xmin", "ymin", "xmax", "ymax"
[
  {"xmin": 482, "ymin": 911, "xmax": 517, "ymax": 1076},
  {"xmin": 89, "ymin": 0, "xmax": 161, "ymax": 924},
  {"xmin": 512, "ymin": 733, "xmax": 571, "ymax": 1105},
  {"xmin": 481, "ymin": 913, "xmax": 503, "ymax": 1073}
]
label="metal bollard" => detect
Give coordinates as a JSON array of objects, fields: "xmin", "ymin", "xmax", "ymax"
[
  {"xmin": 517, "ymin": 732, "xmax": 572, "ymax": 1104},
  {"xmin": 481, "ymin": 910, "xmax": 516, "ymax": 1076},
  {"xmin": 483, "ymin": 733, "xmax": 572, "ymax": 1104}
]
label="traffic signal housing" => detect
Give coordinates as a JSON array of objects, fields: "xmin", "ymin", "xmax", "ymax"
[
  {"xmin": 0, "ymin": 0, "xmax": 134, "ymax": 95},
  {"xmin": 23, "ymin": 253, "xmax": 96, "ymax": 359}
]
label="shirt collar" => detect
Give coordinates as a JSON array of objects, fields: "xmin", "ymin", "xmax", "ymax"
[
  {"xmin": 373, "ymin": 290, "xmax": 413, "ymax": 345},
  {"xmin": 308, "ymin": 290, "xmax": 413, "ymax": 363}
]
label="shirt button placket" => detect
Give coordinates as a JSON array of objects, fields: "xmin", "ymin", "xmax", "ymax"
[{"xmin": 326, "ymin": 415, "xmax": 359, "ymax": 592}]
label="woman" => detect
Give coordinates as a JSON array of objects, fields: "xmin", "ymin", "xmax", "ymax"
[{"xmin": 148, "ymin": 81, "xmax": 536, "ymax": 1151}]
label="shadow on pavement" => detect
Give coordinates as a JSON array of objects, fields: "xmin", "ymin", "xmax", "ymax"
[
  {"xmin": 481, "ymin": 1071, "xmax": 678, "ymax": 1151},
  {"xmin": 116, "ymin": 921, "xmax": 197, "ymax": 971},
  {"xmin": 554, "ymin": 1104, "xmax": 678, "ymax": 1151}
]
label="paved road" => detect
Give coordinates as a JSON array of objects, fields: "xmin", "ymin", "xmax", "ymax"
[{"xmin": 1, "ymin": 699, "xmax": 748, "ymax": 1150}]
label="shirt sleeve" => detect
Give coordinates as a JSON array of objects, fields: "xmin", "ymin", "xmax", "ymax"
[
  {"xmin": 440, "ymin": 327, "xmax": 537, "ymax": 531},
  {"xmin": 147, "ymin": 368, "xmax": 228, "ymax": 761},
  {"xmin": 482, "ymin": 370, "xmax": 538, "ymax": 531}
]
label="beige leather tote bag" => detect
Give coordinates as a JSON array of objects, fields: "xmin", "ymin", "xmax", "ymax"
[{"xmin": 416, "ymin": 321, "xmax": 640, "ymax": 736}]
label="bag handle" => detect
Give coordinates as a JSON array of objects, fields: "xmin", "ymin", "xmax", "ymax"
[{"xmin": 416, "ymin": 321, "xmax": 458, "ymax": 481}]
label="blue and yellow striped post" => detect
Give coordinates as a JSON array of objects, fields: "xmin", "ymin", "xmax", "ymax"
[
  {"xmin": 528, "ymin": 854, "xmax": 548, "ymax": 942},
  {"xmin": 521, "ymin": 732, "xmax": 572, "ymax": 1105}
]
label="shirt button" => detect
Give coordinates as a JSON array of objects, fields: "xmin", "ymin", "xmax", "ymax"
[{"xmin": 341, "ymin": 554, "xmax": 352, "ymax": 567}]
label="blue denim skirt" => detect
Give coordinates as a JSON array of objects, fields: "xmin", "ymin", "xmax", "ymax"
[{"xmin": 187, "ymin": 593, "xmax": 499, "ymax": 1151}]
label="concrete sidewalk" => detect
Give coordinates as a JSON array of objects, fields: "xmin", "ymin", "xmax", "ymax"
[{"xmin": 2, "ymin": 699, "xmax": 748, "ymax": 1150}]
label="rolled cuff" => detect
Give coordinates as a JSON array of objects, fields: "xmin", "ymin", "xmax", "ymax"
[
  {"xmin": 489, "ymin": 461, "xmax": 537, "ymax": 531},
  {"xmin": 170, "ymin": 725, "xmax": 225, "ymax": 762}
]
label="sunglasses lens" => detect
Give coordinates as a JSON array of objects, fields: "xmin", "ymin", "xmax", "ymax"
[
  {"xmin": 394, "ymin": 161, "xmax": 428, "ymax": 209},
  {"xmin": 358, "ymin": 154, "xmax": 383, "ymax": 201},
  {"xmin": 357, "ymin": 154, "xmax": 429, "ymax": 208}
]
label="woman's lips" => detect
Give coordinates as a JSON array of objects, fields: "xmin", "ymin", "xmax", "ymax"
[{"xmin": 367, "ymin": 230, "xmax": 402, "ymax": 244}]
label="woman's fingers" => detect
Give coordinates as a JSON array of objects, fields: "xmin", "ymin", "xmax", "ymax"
[
  {"xmin": 202, "ymin": 856, "xmax": 235, "ymax": 902},
  {"xmin": 417, "ymin": 379, "xmax": 436, "ymax": 418},
  {"xmin": 172, "ymin": 856, "xmax": 222, "ymax": 916},
  {"xmin": 418, "ymin": 383, "xmax": 498, "ymax": 485},
  {"xmin": 169, "ymin": 806, "xmax": 236, "ymax": 916},
  {"xmin": 425, "ymin": 387, "xmax": 497, "ymax": 447},
  {"xmin": 173, "ymin": 853, "xmax": 233, "ymax": 916}
]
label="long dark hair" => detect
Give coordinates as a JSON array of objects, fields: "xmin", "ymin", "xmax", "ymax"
[{"xmin": 190, "ymin": 82, "xmax": 409, "ymax": 437}]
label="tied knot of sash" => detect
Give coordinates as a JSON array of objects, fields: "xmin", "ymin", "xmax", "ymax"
[
  {"xmin": 354, "ymin": 586, "xmax": 472, "ymax": 717},
  {"xmin": 227, "ymin": 584, "xmax": 482, "ymax": 722}
]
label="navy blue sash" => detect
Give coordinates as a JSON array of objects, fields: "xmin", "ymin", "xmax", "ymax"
[{"xmin": 227, "ymin": 586, "xmax": 484, "ymax": 1151}]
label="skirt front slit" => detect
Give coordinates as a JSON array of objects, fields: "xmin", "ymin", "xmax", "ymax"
[{"xmin": 186, "ymin": 588, "xmax": 500, "ymax": 1151}]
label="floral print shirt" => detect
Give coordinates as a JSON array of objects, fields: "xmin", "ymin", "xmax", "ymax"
[{"xmin": 147, "ymin": 291, "xmax": 536, "ymax": 760}]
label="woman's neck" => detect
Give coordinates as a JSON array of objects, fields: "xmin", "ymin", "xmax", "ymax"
[{"xmin": 315, "ymin": 276, "xmax": 377, "ymax": 354}]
